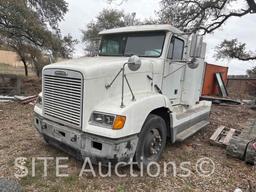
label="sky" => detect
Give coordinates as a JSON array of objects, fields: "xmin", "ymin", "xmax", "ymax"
[{"xmin": 59, "ymin": 0, "xmax": 256, "ymax": 75}]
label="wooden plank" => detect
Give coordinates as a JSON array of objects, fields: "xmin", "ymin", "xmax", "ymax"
[
  {"xmin": 20, "ymin": 95, "xmax": 37, "ymax": 104},
  {"xmin": 210, "ymin": 126, "xmax": 225, "ymax": 141},
  {"xmin": 223, "ymin": 128, "xmax": 236, "ymax": 145}
]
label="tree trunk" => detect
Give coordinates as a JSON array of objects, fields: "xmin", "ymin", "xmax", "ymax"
[
  {"xmin": 11, "ymin": 46, "xmax": 28, "ymax": 76},
  {"xmin": 35, "ymin": 64, "xmax": 40, "ymax": 77},
  {"xmin": 31, "ymin": 57, "xmax": 40, "ymax": 77},
  {"xmin": 21, "ymin": 58, "xmax": 28, "ymax": 76}
]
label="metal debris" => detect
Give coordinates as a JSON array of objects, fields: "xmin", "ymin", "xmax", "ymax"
[
  {"xmin": 0, "ymin": 96, "xmax": 15, "ymax": 102},
  {"xmin": 200, "ymin": 96, "xmax": 241, "ymax": 105},
  {"xmin": 226, "ymin": 120, "xmax": 256, "ymax": 165},
  {"xmin": 14, "ymin": 95, "xmax": 37, "ymax": 104},
  {"xmin": 0, "ymin": 95, "xmax": 37, "ymax": 104},
  {"xmin": 210, "ymin": 120, "xmax": 256, "ymax": 165}
]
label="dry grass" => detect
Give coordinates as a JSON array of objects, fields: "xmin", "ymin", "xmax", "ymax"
[
  {"xmin": 0, "ymin": 102, "xmax": 256, "ymax": 192},
  {"xmin": 0, "ymin": 63, "xmax": 34, "ymax": 76}
]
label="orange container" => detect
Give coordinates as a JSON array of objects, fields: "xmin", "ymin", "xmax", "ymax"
[{"xmin": 202, "ymin": 63, "xmax": 228, "ymax": 96}]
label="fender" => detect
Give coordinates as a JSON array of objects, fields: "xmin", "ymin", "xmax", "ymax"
[
  {"xmin": 122, "ymin": 93, "xmax": 172, "ymax": 136},
  {"xmin": 85, "ymin": 93, "xmax": 172, "ymax": 139}
]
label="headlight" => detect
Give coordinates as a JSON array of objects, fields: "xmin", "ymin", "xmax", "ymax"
[
  {"xmin": 36, "ymin": 95, "xmax": 42, "ymax": 106},
  {"xmin": 90, "ymin": 112, "xmax": 126, "ymax": 130}
]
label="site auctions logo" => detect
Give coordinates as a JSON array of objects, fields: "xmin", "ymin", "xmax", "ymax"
[
  {"xmin": 14, "ymin": 157, "xmax": 215, "ymax": 178},
  {"xmin": 195, "ymin": 157, "xmax": 215, "ymax": 177}
]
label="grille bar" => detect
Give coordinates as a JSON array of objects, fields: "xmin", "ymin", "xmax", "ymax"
[
  {"xmin": 43, "ymin": 69, "xmax": 83, "ymax": 129},
  {"xmin": 44, "ymin": 75, "xmax": 82, "ymax": 82},
  {"xmin": 44, "ymin": 92, "xmax": 81, "ymax": 102},
  {"xmin": 45, "ymin": 82, "xmax": 81, "ymax": 88}
]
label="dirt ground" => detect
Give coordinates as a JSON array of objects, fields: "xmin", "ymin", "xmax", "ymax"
[{"xmin": 0, "ymin": 101, "xmax": 255, "ymax": 192}]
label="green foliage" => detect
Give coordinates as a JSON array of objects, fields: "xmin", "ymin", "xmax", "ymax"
[
  {"xmin": 28, "ymin": 0, "xmax": 68, "ymax": 30},
  {"xmin": 96, "ymin": 9, "xmax": 126, "ymax": 30},
  {"xmin": 247, "ymin": 66, "xmax": 256, "ymax": 77},
  {"xmin": 215, "ymin": 39, "xmax": 256, "ymax": 61},
  {"xmin": 142, "ymin": 18, "xmax": 160, "ymax": 25},
  {"xmin": 81, "ymin": 9, "xmax": 138, "ymax": 56},
  {"xmin": 0, "ymin": 0, "xmax": 77, "ymax": 76},
  {"xmin": 116, "ymin": 184, "xmax": 125, "ymax": 192},
  {"xmin": 215, "ymin": 39, "xmax": 256, "ymax": 65},
  {"xmin": 0, "ymin": 0, "xmax": 68, "ymax": 47}
]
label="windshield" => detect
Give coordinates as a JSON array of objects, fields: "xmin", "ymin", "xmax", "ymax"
[{"xmin": 99, "ymin": 32, "xmax": 166, "ymax": 57}]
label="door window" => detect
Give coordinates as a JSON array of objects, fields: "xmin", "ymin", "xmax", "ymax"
[{"xmin": 168, "ymin": 37, "xmax": 184, "ymax": 60}]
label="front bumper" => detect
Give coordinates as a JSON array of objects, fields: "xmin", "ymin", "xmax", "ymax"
[{"xmin": 34, "ymin": 113, "xmax": 138, "ymax": 165}]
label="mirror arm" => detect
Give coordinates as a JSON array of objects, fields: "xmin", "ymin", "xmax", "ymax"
[
  {"xmin": 163, "ymin": 64, "xmax": 186, "ymax": 78},
  {"xmin": 121, "ymin": 63, "xmax": 126, "ymax": 108},
  {"xmin": 105, "ymin": 67, "xmax": 124, "ymax": 89},
  {"xmin": 107, "ymin": 55, "xmax": 141, "ymax": 108},
  {"xmin": 124, "ymin": 75, "xmax": 136, "ymax": 101},
  {"xmin": 121, "ymin": 62, "xmax": 138, "ymax": 108}
]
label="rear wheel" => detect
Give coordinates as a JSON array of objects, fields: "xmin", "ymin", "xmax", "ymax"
[{"xmin": 135, "ymin": 114, "xmax": 167, "ymax": 167}]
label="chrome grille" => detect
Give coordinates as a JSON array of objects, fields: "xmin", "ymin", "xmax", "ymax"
[{"xmin": 43, "ymin": 69, "xmax": 83, "ymax": 129}]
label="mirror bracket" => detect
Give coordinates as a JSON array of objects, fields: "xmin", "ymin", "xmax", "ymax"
[{"xmin": 106, "ymin": 55, "xmax": 140, "ymax": 108}]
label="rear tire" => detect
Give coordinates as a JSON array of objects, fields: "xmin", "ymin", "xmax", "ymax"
[{"xmin": 135, "ymin": 114, "xmax": 167, "ymax": 168}]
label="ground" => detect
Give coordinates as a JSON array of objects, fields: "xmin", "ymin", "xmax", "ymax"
[{"xmin": 0, "ymin": 99, "xmax": 255, "ymax": 192}]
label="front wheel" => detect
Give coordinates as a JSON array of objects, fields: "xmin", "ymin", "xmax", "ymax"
[{"xmin": 135, "ymin": 114, "xmax": 167, "ymax": 167}]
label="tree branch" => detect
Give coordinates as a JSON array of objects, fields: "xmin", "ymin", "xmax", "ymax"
[
  {"xmin": 215, "ymin": 39, "xmax": 256, "ymax": 61},
  {"xmin": 159, "ymin": 0, "xmax": 255, "ymax": 34},
  {"xmin": 231, "ymin": 55, "xmax": 256, "ymax": 61},
  {"xmin": 246, "ymin": 0, "xmax": 256, "ymax": 12},
  {"xmin": 199, "ymin": 8, "xmax": 251, "ymax": 34}
]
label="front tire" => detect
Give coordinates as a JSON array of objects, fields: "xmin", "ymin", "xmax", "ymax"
[{"xmin": 135, "ymin": 114, "xmax": 167, "ymax": 167}]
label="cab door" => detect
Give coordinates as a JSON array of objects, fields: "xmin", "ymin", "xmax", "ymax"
[{"xmin": 162, "ymin": 36, "xmax": 185, "ymax": 104}]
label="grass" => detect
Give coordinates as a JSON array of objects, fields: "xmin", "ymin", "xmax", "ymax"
[{"xmin": 116, "ymin": 184, "xmax": 125, "ymax": 192}]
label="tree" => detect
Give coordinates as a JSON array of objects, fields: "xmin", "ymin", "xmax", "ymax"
[
  {"xmin": 247, "ymin": 66, "xmax": 256, "ymax": 77},
  {"xmin": 158, "ymin": 0, "xmax": 256, "ymax": 62},
  {"xmin": 0, "ymin": 0, "xmax": 77, "ymax": 76},
  {"xmin": 81, "ymin": 9, "xmax": 139, "ymax": 56},
  {"xmin": 18, "ymin": 34, "xmax": 78, "ymax": 77},
  {"xmin": 159, "ymin": 0, "xmax": 256, "ymax": 34},
  {"xmin": 215, "ymin": 39, "xmax": 256, "ymax": 61},
  {"xmin": 59, "ymin": 34, "xmax": 79, "ymax": 59},
  {"xmin": 142, "ymin": 18, "xmax": 160, "ymax": 25}
]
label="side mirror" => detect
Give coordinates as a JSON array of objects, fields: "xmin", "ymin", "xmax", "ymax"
[
  {"xmin": 190, "ymin": 34, "xmax": 203, "ymax": 58},
  {"xmin": 187, "ymin": 57, "xmax": 199, "ymax": 69},
  {"xmin": 128, "ymin": 55, "xmax": 141, "ymax": 71}
]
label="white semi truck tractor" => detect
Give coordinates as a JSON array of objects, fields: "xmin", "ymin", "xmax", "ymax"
[{"xmin": 34, "ymin": 25, "xmax": 211, "ymax": 166}]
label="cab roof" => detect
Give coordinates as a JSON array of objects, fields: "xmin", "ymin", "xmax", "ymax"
[{"xmin": 99, "ymin": 24, "xmax": 183, "ymax": 35}]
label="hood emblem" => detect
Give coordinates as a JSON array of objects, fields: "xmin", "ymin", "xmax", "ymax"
[{"xmin": 55, "ymin": 70, "xmax": 67, "ymax": 76}]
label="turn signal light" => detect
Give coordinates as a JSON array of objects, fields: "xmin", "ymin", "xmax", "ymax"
[{"xmin": 113, "ymin": 115, "xmax": 126, "ymax": 130}]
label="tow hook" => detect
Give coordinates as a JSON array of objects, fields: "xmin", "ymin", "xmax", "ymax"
[
  {"xmin": 42, "ymin": 123, "xmax": 47, "ymax": 130},
  {"xmin": 71, "ymin": 135, "xmax": 77, "ymax": 142}
]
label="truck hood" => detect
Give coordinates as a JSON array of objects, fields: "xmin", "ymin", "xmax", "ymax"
[{"xmin": 44, "ymin": 56, "xmax": 157, "ymax": 79}]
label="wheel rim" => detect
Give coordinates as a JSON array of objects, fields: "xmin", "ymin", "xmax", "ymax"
[{"xmin": 144, "ymin": 128, "xmax": 163, "ymax": 161}]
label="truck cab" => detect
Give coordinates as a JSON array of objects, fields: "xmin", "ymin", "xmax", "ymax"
[{"xmin": 34, "ymin": 24, "xmax": 211, "ymax": 166}]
